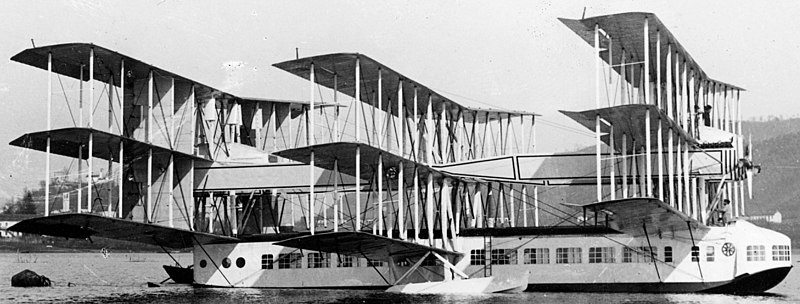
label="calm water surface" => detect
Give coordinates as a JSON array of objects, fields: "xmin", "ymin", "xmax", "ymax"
[{"xmin": 0, "ymin": 252, "xmax": 797, "ymax": 303}]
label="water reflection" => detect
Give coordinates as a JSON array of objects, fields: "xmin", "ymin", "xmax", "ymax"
[{"xmin": 0, "ymin": 253, "xmax": 797, "ymax": 303}]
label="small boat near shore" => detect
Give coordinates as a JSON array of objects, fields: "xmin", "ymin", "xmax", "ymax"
[{"xmin": 163, "ymin": 265, "xmax": 193, "ymax": 285}]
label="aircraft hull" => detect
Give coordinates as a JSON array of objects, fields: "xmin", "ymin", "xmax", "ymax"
[
  {"xmin": 524, "ymin": 266, "xmax": 792, "ymax": 293},
  {"xmin": 192, "ymin": 220, "xmax": 792, "ymax": 294}
]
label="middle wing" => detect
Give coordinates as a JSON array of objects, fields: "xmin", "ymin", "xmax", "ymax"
[
  {"xmin": 274, "ymin": 142, "xmax": 447, "ymax": 182},
  {"xmin": 10, "ymin": 127, "xmax": 208, "ymax": 163},
  {"xmin": 564, "ymin": 197, "xmax": 708, "ymax": 237}
]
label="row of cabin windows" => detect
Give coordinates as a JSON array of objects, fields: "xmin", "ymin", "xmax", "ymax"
[
  {"xmin": 772, "ymin": 245, "xmax": 791, "ymax": 261},
  {"xmin": 688, "ymin": 246, "xmax": 715, "ymax": 262},
  {"xmin": 199, "ymin": 244, "xmax": 790, "ymax": 270},
  {"xmin": 689, "ymin": 244, "xmax": 791, "ymax": 262},
  {"xmin": 469, "ymin": 246, "xmax": 673, "ymax": 265},
  {"xmin": 745, "ymin": 245, "xmax": 791, "ymax": 262},
  {"xmin": 260, "ymin": 253, "xmax": 384, "ymax": 270}
]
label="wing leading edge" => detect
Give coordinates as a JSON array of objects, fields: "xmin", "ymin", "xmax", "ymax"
[
  {"xmin": 10, "ymin": 127, "xmax": 209, "ymax": 163},
  {"xmin": 8, "ymin": 214, "xmax": 239, "ymax": 249}
]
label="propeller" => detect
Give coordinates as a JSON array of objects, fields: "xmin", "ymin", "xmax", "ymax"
[
  {"xmin": 740, "ymin": 133, "xmax": 761, "ymax": 199},
  {"xmin": 747, "ymin": 134, "xmax": 753, "ymax": 199}
]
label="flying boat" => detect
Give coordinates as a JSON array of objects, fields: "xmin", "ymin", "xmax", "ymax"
[{"xmin": 9, "ymin": 12, "xmax": 791, "ymax": 294}]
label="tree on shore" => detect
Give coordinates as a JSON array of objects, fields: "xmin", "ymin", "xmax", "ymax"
[{"xmin": 2, "ymin": 189, "xmax": 37, "ymax": 214}]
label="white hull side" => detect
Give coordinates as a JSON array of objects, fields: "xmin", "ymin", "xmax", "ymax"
[{"xmin": 193, "ymin": 220, "xmax": 791, "ymax": 292}]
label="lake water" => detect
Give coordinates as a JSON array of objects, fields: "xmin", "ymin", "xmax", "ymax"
[{"xmin": 0, "ymin": 252, "xmax": 797, "ymax": 303}]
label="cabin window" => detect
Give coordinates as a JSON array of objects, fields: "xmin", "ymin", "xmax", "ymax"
[
  {"xmin": 746, "ymin": 245, "xmax": 766, "ymax": 261},
  {"xmin": 261, "ymin": 254, "xmax": 273, "ymax": 269},
  {"xmin": 556, "ymin": 247, "xmax": 581, "ymax": 264},
  {"xmin": 338, "ymin": 255, "xmax": 354, "ymax": 268},
  {"xmin": 523, "ymin": 248, "xmax": 550, "ymax": 264},
  {"xmin": 691, "ymin": 246, "xmax": 700, "ymax": 262},
  {"xmin": 491, "ymin": 249, "xmax": 517, "ymax": 265},
  {"xmin": 772, "ymin": 245, "xmax": 790, "ymax": 261},
  {"xmin": 278, "ymin": 253, "xmax": 303, "ymax": 269},
  {"xmin": 706, "ymin": 246, "xmax": 715, "ymax": 262},
  {"xmin": 308, "ymin": 252, "xmax": 330, "ymax": 268},
  {"xmin": 199, "ymin": 259, "xmax": 207, "ymax": 268},
  {"xmin": 664, "ymin": 247, "xmax": 673, "ymax": 263},
  {"xmin": 366, "ymin": 259, "xmax": 384, "ymax": 267},
  {"xmin": 589, "ymin": 247, "xmax": 615, "ymax": 263},
  {"xmin": 236, "ymin": 257, "xmax": 246, "ymax": 268},
  {"xmin": 470, "ymin": 249, "xmax": 487, "ymax": 265},
  {"xmin": 623, "ymin": 247, "xmax": 656, "ymax": 263},
  {"xmin": 222, "ymin": 257, "xmax": 231, "ymax": 268}
]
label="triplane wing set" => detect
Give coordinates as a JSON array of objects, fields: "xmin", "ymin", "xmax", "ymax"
[
  {"xmin": 9, "ymin": 12, "xmax": 792, "ymax": 294},
  {"xmin": 558, "ymin": 12, "xmax": 752, "ymax": 230}
]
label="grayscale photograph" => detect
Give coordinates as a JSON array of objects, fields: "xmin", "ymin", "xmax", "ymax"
[{"xmin": 0, "ymin": 1, "xmax": 797, "ymax": 303}]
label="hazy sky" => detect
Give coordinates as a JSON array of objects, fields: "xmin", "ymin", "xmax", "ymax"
[{"xmin": 1, "ymin": 0, "xmax": 799, "ymax": 198}]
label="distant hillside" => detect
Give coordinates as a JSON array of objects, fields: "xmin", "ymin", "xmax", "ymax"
[
  {"xmin": 748, "ymin": 131, "xmax": 800, "ymax": 220},
  {"xmin": 742, "ymin": 117, "xmax": 800, "ymax": 142}
]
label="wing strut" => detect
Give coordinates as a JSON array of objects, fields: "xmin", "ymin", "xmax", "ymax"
[
  {"xmin": 431, "ymin": 251, "xmax": 469, "ymax": 279},
  {"xmin": 154, "ymin": 236, "xmax": 183, "ymax": 268},
  {"xmin": 642, "ymin": 221, "xmax": 662, "ymax": 282},
  {"xmin": 360, "ymin": 250, "xmax": 391, "ymax": 285},
  {"xmin": 393, "ymin": 251, "xmax": 431, "ymax": 285},
  {"xmin": 687, "ymin": 221, "xmax": 704, "ymax": 281},
  {"xmin": 191, "ymin": 234, "xmax": 234, "ymax": 287}
]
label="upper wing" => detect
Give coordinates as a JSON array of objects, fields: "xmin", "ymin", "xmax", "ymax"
[
  {"xmin": 8, "ymin": 214, "xmax": 239, "ymax": 249},
  {"xmin": 274, "ymin": 231, "xmax": 462, "ymax": 262},
  {"xmin": 559, "ymin": 12, "xmax": 743, "ymax": 91},
  {"xmin": 273, "ymin": 53, "xmax": 538, "ymax": 118},
  {"xmin": 564, "ymin": 197, "xmax": 708, "ymax": 237}
]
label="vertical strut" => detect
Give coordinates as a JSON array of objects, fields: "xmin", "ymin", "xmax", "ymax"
[
  {"xmin": 118, "ymin": 59, "xmax": 125, "ymax": 218},
  {"xmin": 595, "ymin": 23, "xmax": 602, "ymax": 203},
  {"xmin": 534, "ymin": 186, "xmax": 539, "ymax": 227},
  {"xmin": 644, "ymin": 17, "xmax": 653, "ymax": 197},
  {"xmin": 309, "ymin": 62, "xmax": 316, "ymax": 235},
  {"xmin": 610, "ymin": 125, "xmax": 616, "ymax": 200},
  {"xmin": 413, "ymin": 87, "xmax": 419, "ymax": 241},
  {"xmin": 147, "ymin": 70, "xmax": 154, "ymax": 223},
  {"xmin": 622, "ymin": 133, "xmax": 628, "ymax": 198},
  {"xmin": 355, "ymin": 57, "xmax": 362, "ymax": 232},
  {"xmin": 88, "ymin": 48, "xmax": 95, "ymax": 213},
  {"xmin": 398, "ymin": 79, "xmax": 405, "ymax": 239},
  {"xmin": 45, "ymin": 52, "xmax": 52, "ymax": 217}
]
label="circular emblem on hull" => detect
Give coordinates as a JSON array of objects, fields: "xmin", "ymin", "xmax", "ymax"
[{"xmin": 722, "ymin": 242, "xmax": 735, "ymax": 256}]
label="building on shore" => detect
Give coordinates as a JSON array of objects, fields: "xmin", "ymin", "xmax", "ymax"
[
  {"xmin": 745, "ymin": 211, "xmax": 782, "ymax": 224},
  {"xmin": 0, "ymin": 214, "xmax": 36, "ymax": 238}
]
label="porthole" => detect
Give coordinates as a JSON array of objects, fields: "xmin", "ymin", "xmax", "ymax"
[
  {"xmin": 199, "ymin": 259, "xmax": 207, "ymax": 268},
  {"xmin": 222, "ymin": 257, "xmax": 231, "ymax": 268},
  {"xmin": 236, "ymin": 257, "xmax": 246, "ymax": 268}
]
